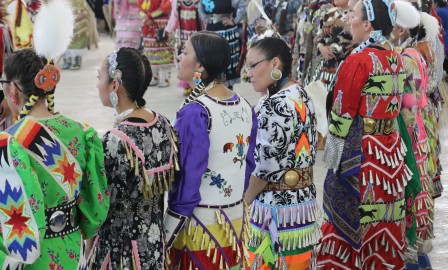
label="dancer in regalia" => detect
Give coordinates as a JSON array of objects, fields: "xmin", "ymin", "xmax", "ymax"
[
  {"xmin": 317, "ymin": 0, "xmax": 412, "ymax": 268},
  {"xmin": 166, "ymin": 31, "xmax": 257, "ymax": 269},
  {"xmin": 0, "ymin": 1, "xmax": 109, "ymax": 269}
]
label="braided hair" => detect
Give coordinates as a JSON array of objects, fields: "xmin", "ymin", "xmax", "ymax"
[
  {"xmin": 108, "ymin": 47, "xmax": 152, "ymax": 108},
  {"xmin": 4, "ymin": 49, "xmax": 50, "ymax": 119}
]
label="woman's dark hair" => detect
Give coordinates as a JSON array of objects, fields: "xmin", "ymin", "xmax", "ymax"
[
  {"xmin": 409, "ymin": 1, "xmax": 427, "ymax": 41},
  {"xmin": 4, "ymin": 48, "xmax": 45, "ymax": 98},
  {"xmin": 361, "ymin": 0, "xmax": 394, "ymax": 37},
  {"xmin": 190, "ymin": 31, "xmax": 231, "ymax": 85},
  {"xmin": 421, "ymin": 0, "xmax": 433, "ymax": 13},
  {"xmin": 108, "ymin": 47, "xmax": 152, "ymax": 107},
  {"xmin": 249, "ymin": 37, "xmax": 292, "ymax": 95},
  {"xmin": 434, "ymin": 0, "xmax": 447, "ymax": 7}
]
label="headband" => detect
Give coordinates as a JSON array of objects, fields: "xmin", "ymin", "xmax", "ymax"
[
  {"xmin": 362, "ymin": 0, "xmax": 397, "ymax": 25},
  {"xmin": 107, "ymin": 51, "xmax": 122, "ymax": 84},
  {"xmin": 361, "ymin": 0, "xmax": 397, "ymax": 43}
]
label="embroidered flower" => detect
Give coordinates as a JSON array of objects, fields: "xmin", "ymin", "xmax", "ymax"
[
  {"xmin": 202, "ymin": 0, "xmax": 215, "ymax": 13},
  {"xmin": 210, "ymin": 174, "xmax": 225, "ymax": 188},
  {"xmin": 224, "ymin": 185, "xmax": 233, "ymax": 197},
  {"xmin": 148, "ymin": 223, "xmax": 161, "ymax": 243},
  {"xmin": 68, "ymin": 250, "xmax": 76, "ymax": 260}
]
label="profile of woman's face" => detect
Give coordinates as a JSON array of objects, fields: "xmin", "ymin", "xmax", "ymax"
[
  {"xmin": 245, "ymin": 48, "xmax": 273, "ymax": 93},
  {"xmin": 350, "ymin": 1, "xmax": 369, "ymax": 43},
  {"xmin": 96, "ymin": 59, "xmax": 114, "ymax": 107},
  {"xmin": 177, "ymin": 39, "xmax": 200, "ymax": 85}
]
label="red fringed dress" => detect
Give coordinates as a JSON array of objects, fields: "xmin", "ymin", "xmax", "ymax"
[{"xmin": 318, "ymin": 46, "xmax": 411, "ymax": 269}]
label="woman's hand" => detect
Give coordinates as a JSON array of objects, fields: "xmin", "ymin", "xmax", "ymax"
[
  {"xmin": 244, "ymin": 175, "xmax": 268, "ymax": 205},
  {"xmin": 222, "ymin": 17, "xmax": 235, "ymax": 27},
  {"xmin": 319, "ymin": 46, "xmax": 336, "ymax": 61}
]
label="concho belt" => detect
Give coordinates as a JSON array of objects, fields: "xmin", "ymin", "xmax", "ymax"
[
  {"xmin": 264, "ymin": 167, "xmax": 313, "ymax": 191},
  {"xmin": 362, "ymin": 117, "xmax": 396, "ymax": 135},
  {"xmin": 45, "ymin": 200, "xmax": 79, "ymax": 238},
  {"xmin": 109, "ymin": 199, "xmax": 155, "ymax": 219}
]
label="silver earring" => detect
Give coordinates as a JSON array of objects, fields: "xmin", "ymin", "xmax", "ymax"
[
  {"xmin": 270, "ymin": 69, "xmax": 282, "ymax": 81},
  {"xmin": 109, "ymin": 91, "xmax": 118, "ymax": 108}
]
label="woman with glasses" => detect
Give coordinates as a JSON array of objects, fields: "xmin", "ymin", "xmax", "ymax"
[
  {"xmin": 0, "ymin": 48, "xmax": 109, "ymax": 270},
  {"xmin": 244, "ymin": 37, "xmax": 320, "ymax": 270},
  {"xmin": 165, "ymin": 31, "xmax": 257, "ymax": 269}
]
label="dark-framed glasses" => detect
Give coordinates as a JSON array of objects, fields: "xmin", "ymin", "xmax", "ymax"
[
  {"xmin": 244, "ymin": 59, "xmax": 267, "ymax": 73},
  {"xmin": 0, "ymin": 79, "xmax": 11, "ymax": 87}
]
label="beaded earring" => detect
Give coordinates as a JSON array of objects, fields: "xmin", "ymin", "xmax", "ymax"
[
  {"xmin": 193, "ymin": 71, "xmax": 202, "ymax": 86},
  {"xmin": 109, "ymin": 91, "xmax": 118, "ymax": 108}
]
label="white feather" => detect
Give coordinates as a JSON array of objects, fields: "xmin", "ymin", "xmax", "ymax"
[
  {"xmin": 253, "ymin": 0, "xmax": 272, "ymax": 26},
  {"xmin": 420, "ymin": 12, "xmax": 440, "ymax": 43},
  {"xmin": 247, "ymin": 0, "xmax": 262, "ymax": 25},
  {"xmin": 395, "ymin": 0, "xmax": 420, "ymax": 29},
  {"xmin": 33, "ymin": 0, "xmax": 75, "ymax": 59},
  {"xmin": 304, "ymin": 81, "xmax": 328, "ymax": 136}
]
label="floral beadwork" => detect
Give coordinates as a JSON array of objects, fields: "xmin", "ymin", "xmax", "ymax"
[{"xmin": 204, "ymin": 169, "xmax": 233, "ymax": 197}]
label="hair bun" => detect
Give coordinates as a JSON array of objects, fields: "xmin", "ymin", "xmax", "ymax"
[
  {"xmin": 136, "ymin": 97, "xmax": 146, "ymax": 108},
  {"xmin": 34, "ymin": 63, "xmax": 61, "ymax": 92}
]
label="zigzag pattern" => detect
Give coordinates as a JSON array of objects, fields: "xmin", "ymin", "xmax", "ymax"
[
  {"xmin": 8, "ymin": 118, "xmax": 82, "ymax": 197},
  {"xmin": 0, "ymin": 181, "xmax": 23, "ymax": 204},
  {"xmin": 7, "ymin": 238, "xmax": 38, "ymax": 261},
  {"xmin": 18, "ymin": 94, "xmax": 39, "ymax": 120}
]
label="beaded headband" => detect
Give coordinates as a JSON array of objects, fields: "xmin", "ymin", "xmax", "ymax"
[
  {"xmin": 362, "ymin": 0, "xmax": 397, "ymax": 26},
  {"xmin": 107, "ymin": 51, "xmax": 122, "ymax": 84}
]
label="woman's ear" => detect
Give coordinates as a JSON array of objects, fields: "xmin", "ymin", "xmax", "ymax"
[
  {"xmin": 111, "ymin": 79, "xmax": 120, "ymax": 92},
  {"xmin": 272, "ymin": 57, "xmax": 281, "ymax": 69},
  {"xmin": 364, "ymin": 20, "xmax": 373, "ymax": 32}
]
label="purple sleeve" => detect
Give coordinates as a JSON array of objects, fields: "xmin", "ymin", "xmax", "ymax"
[
  {"xmin": 244, "ymin": 107, "xmax": 257, "ymax": 192},
  {"xmin": 168, "ymin": 103, "xmax": 210, "ymax": 217}
]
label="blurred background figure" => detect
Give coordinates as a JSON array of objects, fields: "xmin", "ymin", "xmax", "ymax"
[
  {"xmin": 139, "ymin": 0, "xmax": 174, "ymax": 88},
  {"xmin": 165, "ymin": 0, "xmax": 203, "ymax": 96},
  {"xmin": 113, "ymin": 0, "xmax": 143, "ymax": 49}
]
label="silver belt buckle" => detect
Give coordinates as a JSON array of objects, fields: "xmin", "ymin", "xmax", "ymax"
[{"xmin": 49, "ymin": 211, "xmax": 67, "ymax": 233}]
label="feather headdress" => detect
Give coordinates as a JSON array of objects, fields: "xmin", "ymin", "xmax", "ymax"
[
  {"xmin": 33, "ymin": 0, "xmax": 74, "ymax": 93},
  {"xmin": 420, "ymin": 12, "xmax": 440, "ymax": 43},
  {"xmin": 395, "ymin": 0, "xmax": 421, "ymax": 29},
  {"xmin": 17, "ymin": 0, "xmax": 76, "ymax": 120},
  {"xmin": 34, "ymin": 0, "xmax": 74, "ymax": 59}
]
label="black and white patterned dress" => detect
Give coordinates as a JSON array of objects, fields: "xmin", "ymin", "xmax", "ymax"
[{"xmin": 94, "ymin": 114, "xmax": 176, "ymax": 269}]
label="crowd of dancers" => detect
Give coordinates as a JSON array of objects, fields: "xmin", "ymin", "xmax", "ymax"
[{"xmin": 0, "ymin": 0, "xmax": 448, "ymax": 270}]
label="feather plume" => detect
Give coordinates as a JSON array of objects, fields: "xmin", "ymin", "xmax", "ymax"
[
  {"xmin": 304, "ymin": 81, "xmax": 328, "ymax": 136},
  {"xmin": 33, "ymin": 0, "xmax": 75, "ymax": 59},
  {"xmin": 420, "ymin": 12, "xmax": 440, "ymax": 43},
  {"xmin": 395, "ymin": 0, "xmax": 420, "ymax": 29},
  {"xmin": 252, "ymin": 0, "xmax": 272, "ymax": 26},
  {"xmin": 247, "ymin": 0, "xmax": 262, "ymax": 25}
]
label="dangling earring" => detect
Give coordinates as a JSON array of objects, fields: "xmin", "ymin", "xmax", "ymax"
[
  {"xmin": 9, "ymin": 92, "xmax": 17, "ymax": 105},
  {"xmin": 270, "ymin": 69, "xmax": 282, "ymax": 81},
  {"xmin": 193, "ymin": 71, "xmax": 202, "ymax": 86},
  {"xmin": 109, "ymin": 91, "xmax": 118, "ymax": 108}
]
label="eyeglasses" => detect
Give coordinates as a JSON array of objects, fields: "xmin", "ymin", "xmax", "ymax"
[
  {"xmin": 0, "ymin": 79, "xmax": 22, "ymax": 92},
  {"xmin": 0, "ymin": 79, "xmax": 11, "ymax": 87},
  {"xmin": 244, "ymin": 59, "xmax": 267, "ymax": 73}
]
